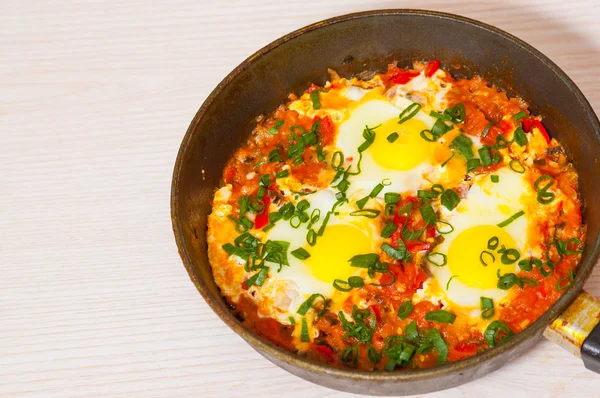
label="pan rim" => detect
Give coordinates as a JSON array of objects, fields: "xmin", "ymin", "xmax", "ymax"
[{"xmin": 171, "ymin": 8, "xmax": 600, "ymax": 384}]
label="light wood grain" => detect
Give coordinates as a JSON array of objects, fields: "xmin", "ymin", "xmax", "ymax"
[{"xmin": 1, "ymin": 0, "xmax": 599, "ymax": 397}]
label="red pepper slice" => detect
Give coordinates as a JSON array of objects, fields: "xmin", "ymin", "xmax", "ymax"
[
  {"xmin": 424, "ymin": 59, "xmax": 440, "ymax": 77},
  {"xmin": 306, "ymin": 83, "xmax": 321, "ymax": 94},
  {"xmin": 370, "ymin": 304, "xmax": 382, "ymax": 325},
  {"xmin": 253, "ymin": 194, "xmax": 270, "ymax": 229},
  {"xmin": 522, "ymin": 119, "xmax": 551, "ymax": 144},
  {"xmin": 316, "ymin": 115, "xmax": 336, "ymax": 146},
  {"xmin": 315, "ymin": 345, "xmax": 335, "ymax": 361},
  {"xmin": 406, "ymin": 242, "xmax": 431, "ymax": 253},
  {"xmin": 390, "ymin": 70, "xmax": 420, "ymax": 85}
]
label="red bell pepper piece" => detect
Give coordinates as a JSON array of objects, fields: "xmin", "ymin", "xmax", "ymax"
[
  {"xmin": 424, "ymin": 59, "xmax": 440, "ymax": 77},
  {"xmin": 390, "ymin": 69, "xmax": 420, "ymax": 85},
  {"xmin": 315, "ymin": 345, "xmax": 335, "ymax": 361},
  {"xmin": 253, "ymin": 194, "xmax": 270, "ymax": 229},
  {"xmin": 370, "ymin": 304, "xmax": 382, "ymax": 325},
  {"xmin": 522, "ymin": 119, "xmax": 551, "ymax": 144},
  {"xmin": 316, "ymin": 115, "xmax": 335, "ymax": 146}
]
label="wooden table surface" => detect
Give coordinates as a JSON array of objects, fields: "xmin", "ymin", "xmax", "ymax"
[{"xmin": 2, "ymin": 0, "xmax": 600, "ymax": 397}]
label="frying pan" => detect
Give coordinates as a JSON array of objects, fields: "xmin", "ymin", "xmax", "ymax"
[{"xmin": 171, "ymin": 9, "xmax": 600, "ymax": 395}]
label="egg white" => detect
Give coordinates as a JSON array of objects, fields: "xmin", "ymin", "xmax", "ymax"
[{"xmin": 425, "ymin": 167, "xmax": 535, "ymax": 310}]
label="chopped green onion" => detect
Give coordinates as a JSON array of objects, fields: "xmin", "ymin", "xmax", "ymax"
[
  {"xmin": 276, "ymin": 169, "xmax": 289, "ymax": 179},
  {"xmin": 333, "ymin": 279, "xmax": 352, "ymax": 292},
  {"xmin": 367, "ymin": 346, "xmax": 381, "ymax": 363},
  {"xmin": 426, "ymin": 252, "xmax": 447, "ymax": 267},
  {"xmin": 387, "ymin": 132, "xmax": 399, "ymax": 143},
  {"xmin": 424, "ymin": 329, "xmax": 449, "ymax": 364},
  {"xmin": 480, "ymin": 250, "xmax": 495, "ymax": 266},
  {"xmin": 384, "ymin": 192, "xmax": 400, "ymax": 204},
  {"xmin": 481, "ymin": 121, "xmax": 494, "ymax": 137},
  {"xmin": 370, "ymin": 183, "xmax": 385, "ymax": 198},
  {"xmin": 431, "ymin": 119, "xmax": 452, "ymax": 137},
  {"xmin": 513, "ymin": 111, "xmax": 527, "ymax": 121},
  {"xmin": 289, "ymin": 316, "xmax": 296, "ymax": 325},
  {"xmin": 310, "ymin": 90, "xmax": 320, "ymax": 110},
  {"xmin": 497, "ymin": 271, "xmax": 522, "ymax": 290},
  {"xmin": 268, "ymin": 149, "xmax": 281, "ymax": 163},
  {"xmin": 513, "ymin": 125, "xmax": 528, "ymax": 146},
  {"xmin": 445, "ymin": 103, "xmax": 466, "ymax": 123},
  {"xmin": 487, "ymin": 236, "xmax": 499, "ymax": 250},
  {"xmin": 479, "ymin": 147, "xmax": 492, "ymax": 167},
  {"xmin": 425, "ymin": 310, "xmax": 456, "ymax": 324},
  {"xmin": 497, "ymin": 210, "xmax": 525, "ymax": 228},
  {"xmin": 491, "ymin": 175, "xmax": 499, "ymax": 183},
  {"xmin": 384, "ymin": 203, "xmax": 397, "ymax": 217},
  {"xmin": 491, "ymin": 152, "xmax": 502, "ymax": 164},
  {"xmin": 291, "ymin": 247, "xmax": 311, "ymax": 260},
  {"xmin": 356, "ymin": 196, "xmax": 369, "ymax": 209},
  {"xmin": 436, "ymin": 221, "xmax": 454, "ymax": 234},
  {"xmin": 555, "ymin": 269, "xmax": 575, "ymax": 291},
  {"xmin": 430, "ymin": 110, "xmax": 453, "ymax": 121},
  {"xmin": 348, "ymin": 276, "xmax": 365, "ymax": 288},
  {"xmin": 349, "ymin": 253, "xmax": 379, "ymax": 268},
  {"xmin": 484, "ymin": 320, "xmax": 514, "ymax": 348},
  {"xmin": 420, "ymin": 203, "xmax": 437, "ymax": 225},
  {"xmin": 451, "ymin": 134, "xmax": 474, "ymax": 159},
  {"xmin": 441, "ymin": 152, "xmax": 455, "ymax": 167},
  {"xmin": 441, "ymin": 189, "xmax": 460, "ymax": 211},
  {"xmin": 306, "ymin": 229, "xmax": 317, "ymax": 246},
  {"xmin": 297, "ymin": 199, "xmax": 310, "ymax": 212},
  {"xmin": 467, "ymin": 158, "xmax": 481, "ymax": 172},
  {"xmin": 480, "ymin": 297, "xmax": 494, "ymax": 319},
  {"xmin": 331, "ymin": 151, "xmax": 344, "ymax": 170},
  {"xmin": 381, "ymin": 222, "xmax": 397, "ymax": 238},
  {"xmin": 350, "ymin": 209, "xmax": 380, "ymax": 218},
  {"xmin": 297, "ymin": 293, "xmax": 326, "ymax": 316},
  {"xmin": 420, "ymin": 129, "xmax": 436, "ymax": 142},
  {"xmin": 246, "ymin": 266, "xmax": 268, "ymax": 287},
  {"xmin": 301, "ymin": 317, "xmax": 310, "ymax": 342},
  {"xmin": 382, "ymin": 242, "xmax": 411, "ymax": 262},
  {"xmin": 398, "ymin": 103, "xmax": 421, "ymax": 124},
  {"xmin": 398, "ymin": 301, "xmax": 414, "ymax": 319},
  {"xmin": 501, "ymin": 248, "xmax": 520, "ymax": 264},
  {"xmin": 446, "ymin": 275, "xmax": 459, "ymax": 290},
  {"xmin": 509, "ymin": 159, "xmax": 525, "ymax": 173},
  {"xmin": 402, "ymin": 226, "xmax": 425, "ymax": 240},
  {"xmin": 495, "ymin": 134, "xmax": 508, "ymax": 149},
  {"xmin": 521, "ymin": 277, "xmax": 539, "ymax": 287},
  {"xmin": 341, "ymin": 346, "xmax": 359, "ymax": 367}
]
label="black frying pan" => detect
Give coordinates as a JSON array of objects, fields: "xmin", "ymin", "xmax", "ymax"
[{"xmin": 171, "ymin": 10, "xmax": 600, "ymax": 395}]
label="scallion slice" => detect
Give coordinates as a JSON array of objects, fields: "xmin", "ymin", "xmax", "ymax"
[
  {"xmin": 480, "ymin": 297, "xmax": 495, "ymax": 319},
  {"xmin": 291, "ymin": 247, "xmax": 311, "ymax": 260},
  {"xmin": 480, "ymin": 251, "xmax": 495, "ymax": 266},
  {"xmin": 441, "ymin": 189, "xmax": 460, "ymax": 211},
  {"xmin": 425, "ymin": 310, "xmax": 456, "ymax": 324},
  {"xmin": 497, "ymin": 210, "xmax": 525, "ymax": 227},
  {"xmin": 398, "ymin": 301, "xmax": 414, "ymax": 319},
  {"xmin": 426, "ymin": 252, "xmax": 447, "ymax": 267},
  {"xmin": 387, "ymin": 132, "xmax": 399, "ymax": 143},
  {"xmin": 513, "ymin": 110, "xmax": 527, "ymax": 121},
  {"xmin": 398, "ymin": 103, "xmax": 421, "ymax": 124},
  {"xmin": 301, "ymin": 317, "xmax": 310, "ymax": 342}
]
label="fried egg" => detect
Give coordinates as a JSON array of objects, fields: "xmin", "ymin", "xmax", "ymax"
[
  {"xmin": 422, "ymin": 168, "xmax": 536, "ymax": 323},
  {"xmin": 256, "ymin": 188, "xmax": 379, "ymax": 324}
]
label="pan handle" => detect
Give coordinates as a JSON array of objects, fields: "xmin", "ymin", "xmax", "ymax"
[{"xmin": 543, "ymin": 290, "xmax": 600, "ymax": 373}]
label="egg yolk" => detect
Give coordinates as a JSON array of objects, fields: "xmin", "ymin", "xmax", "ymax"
[
  {"xmin": 303, "ymin": 224, "xmax": 372, "ymax": 283},
  {"xmin": 369, "ymin": 117, "xmax": 434, "ymax": 170},
  {"xmin": 446, "ymin": 225, "xmax": 517, "ymax": 289}
]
